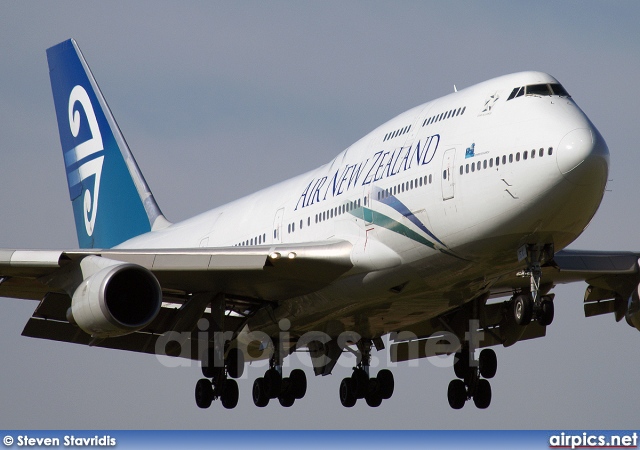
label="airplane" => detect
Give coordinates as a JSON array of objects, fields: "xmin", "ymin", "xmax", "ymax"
[{"xmin": 1, "ymin": 38, "xmax": 639, "ymax": 411}]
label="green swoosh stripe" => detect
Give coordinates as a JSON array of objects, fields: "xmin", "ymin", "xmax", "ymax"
[{"xmin": 350, "ymin": 207, "xmax": 436, "ymax": 249}]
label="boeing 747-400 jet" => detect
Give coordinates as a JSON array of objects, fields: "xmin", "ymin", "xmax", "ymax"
[{"xmin": 1, "ymin": 39, "xmax": 637, "ymax": 410}]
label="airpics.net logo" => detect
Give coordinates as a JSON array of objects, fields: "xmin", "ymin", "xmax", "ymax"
[{"xmin": 549, "ymin": 432, "xmax": 638, "ymax": 449}]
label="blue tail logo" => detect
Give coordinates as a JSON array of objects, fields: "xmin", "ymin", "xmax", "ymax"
[{"xmin": 48, "ymin": 39, "xmax": 168, "ymax": 248}]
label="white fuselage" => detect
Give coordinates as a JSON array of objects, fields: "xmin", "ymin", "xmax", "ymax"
[{"xmin": 119, "ymin": 71, "xmax": 609, "ymax": 337}]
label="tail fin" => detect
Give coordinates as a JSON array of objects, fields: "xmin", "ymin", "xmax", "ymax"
[{"xmin": 47, "ymin": 39, "xmax": 170, "ymax": 249}]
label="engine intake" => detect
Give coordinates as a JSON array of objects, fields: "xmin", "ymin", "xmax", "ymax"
[{"xmin": 67, "ymin": 257, "xmax": 162, "ymax": 338}]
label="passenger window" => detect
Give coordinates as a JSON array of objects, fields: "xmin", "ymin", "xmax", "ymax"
[
  {"xmin": 489, "ymin": 159, "xmax": 493, "ymax": 168},
  {"xmin": 502, "ymin": 155, "xmax": 506, "ymax": 165},
  {"xmin": 483, "ymin": 160, "xmax": 487, "ymax": 169},
  {"xmin": 516, "ymin": 152, "xmax": 520, "ymax": 162},
  {"xmin": 496, "ymin": 157, "xmax": 500, "ymax": 166},
  {"xmin": 531, "ymin": 149, "xmax": 535, "ymax": 158},
  {"xmin": 443, "ymin": 170, "xmax": 447, "ymax": 179},
  {"xmin": 539, "ymin": 148, "xmax": 544, "ymax": 157},
  {"xmin": 460, "ymin": 166, "xmax": 463, "ymax": 175},
  {"xmin": 523, "ymin": 151, "xmax": 527, "ymax": 160},
  {"xmin": 509, "ymin": 154, "xmax": 513, "ymax": 163},
  {"xmin": 466, "ymin": 164, "xmax": 469, "ymax": 173},
  {"xmin": 548, "ymin": 147, "xmax": 553, "ymax": 156},
  {"xmin": 471, "ymin": 163, "xmax": 475, "ymax": 173}
]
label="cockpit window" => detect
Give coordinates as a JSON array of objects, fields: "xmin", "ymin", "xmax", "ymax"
[
  {"xmin": 507, "ymin": 83, "xmax": 570, "ymax": 100},
  {"xmin": 550, "ymin": 83, "xmax": 570, "ymax": 96},
  {"xmin": 526, "ymin": 84, "xmax": 553, "ymax": 96}
]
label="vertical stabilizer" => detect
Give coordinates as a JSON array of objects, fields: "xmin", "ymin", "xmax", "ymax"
[{"xmin": 47, "ymin": 39, "xmax": 170, "ymax": 249}]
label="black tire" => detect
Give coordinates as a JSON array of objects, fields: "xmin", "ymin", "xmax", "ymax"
[
  {"xmin": 252, "ymin": 377, "xmax": 270, "ymax": 407},
  {"xmin": 278, "ymin": 392, "xmax": 296, "ymax": 408},
  {"xmin": 264, "ymin": 368, "xmax": 282, "ymax": 399},
  {"xmin": 479, "ymin": 349, "xmax": 497, "ymax": 379},
  {"xmin": 447, "ymin": 379, "xmax": 466, "ymax": 410},
  {"xmin": 377, "ymin": 369, "xmax": 394, "ymax": 400},
  {"xmin": 195, "ymin": 378, "xmax": 213, "ymax": 409},
  {"xmin": 226, "ymin": 348, "xmax": 245, "ymax": 379},
  {"xmin": 221, "ymin": 379, "xmax": 239, "ymax": 409},
  {"xmin": 514, "ymin": 293, "xmax": 533, "ymax": 326},
  {"xmin": 453, "ymin": 351, "xmax": 469, "ymax": 379},
  {"xmin": 537, "ymin": 298, "xmax": 555, "ymax": 326},
  {"xmin": 339, "ymin": 377, "xmax": 357, "ymax": 407},
  {"xmin": 290, "ymin": 369, "xmax": 307, "ymax": 399},
  {"xmin": 351, "ymin": 368, "xmax": 369, "ymax": 399},
  {"xmin": 365, "ymin": 391, "xmax": 383, "ymax": 407},
  {"xmin": 473, "ymin": 379, "xmax": 492, "ymax": 409}
]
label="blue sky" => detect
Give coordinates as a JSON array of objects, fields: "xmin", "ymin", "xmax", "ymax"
[{"xmin": 1, "ymin": 1, "xmax": 639, "ymax": 429}]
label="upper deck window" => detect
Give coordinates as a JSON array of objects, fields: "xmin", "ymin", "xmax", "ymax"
[{"xmin": 507, "ymin": 83, "xmax": 570, "ymax": 101}]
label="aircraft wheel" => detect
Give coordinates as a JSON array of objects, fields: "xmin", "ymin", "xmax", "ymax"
[
  {"xmin": 377, "ymin": 369, "xmax": 394, "ymax": 400},
  {"xmin": 351, "ymin": 368, "xmax": 369, "ymax": 399},
  {"xmin": 473, "ymin": 379, "xmax": 492, "ymax": 409},
  {"xmin": 290, "ymin": 369, "xmax": 307, "ymax": 399},
  {"xmin": 278, "ymin": 392, "xmax": 296, "ymax": 408},
  {"xmin": 514, "ymin": 293, "xmax": 533, "ymax": 326},
  {"xmin": 365, "ymin": 391, "xmax": 383, "ymax": 407},
  {"xmin": 226, "ymin": 348, "xmax": 245, "ymax": 379},
  {"xmin": 339, "ymin": 378, "xmax": 357, "ymax": 407},
  {"xmin": 479, "ymin": 349, "xmax": 497, "ymax": 379},
  {"xmin": 453, "ymin": 351, "xmax": 470, "ymax": 379},
  {"xmin": 252, "ymin": 377, "xmax": 270, "ymax": 407},
  {"xmin": 221, "ymin": 379, "xmax": 239, "ymax": 410},
  {"xmin": 537, "ymin": 298, "xmax": 555, "ymax": 326},
  {"xmin": 447, "ymin": 379, "xmax": 466, "ymax": 410},
  {"xmin": 195, "ymin": 378, "xmax": 213, "ymax": 409},
  {"xmin": 264, "ymin": 368, "xmax": 282, "ymax": 399}
]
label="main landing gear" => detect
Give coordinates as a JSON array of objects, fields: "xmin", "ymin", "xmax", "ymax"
[
  {"xmin": 252, "ymin": 367, "xmax": 307, "ymax": 408},
  {"xmin": 447, "ymin": 348, "xmax": 496, "ymax": 409},
  {"xmin": 252, "ymin": 349, "xmax": 308, "ymax": 408},
  {"xmin": 195, "ymin": 347, "xmax": 244, "ymax": 410},
  {"xmin": 339, "ymin": 339, "xmax": 395, "ymax": 407}
]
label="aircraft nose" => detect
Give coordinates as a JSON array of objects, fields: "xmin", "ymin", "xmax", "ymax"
[{"xmin": 556, "ymin": 127, "xmax": 609, "ymax": 186}]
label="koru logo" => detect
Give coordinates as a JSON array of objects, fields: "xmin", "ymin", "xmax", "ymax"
[{"xmin": 66, "ymin": 85, "xmax": 104, "ymax": 237}]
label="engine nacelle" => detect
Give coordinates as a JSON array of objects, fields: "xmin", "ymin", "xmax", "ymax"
[
  {"xmin": 67, "ymin": 256, "xmax": 162, "ymax": 338},
  {"xmin": 625, "ymin": 287, "xmax": 640, "ymax": 332}
]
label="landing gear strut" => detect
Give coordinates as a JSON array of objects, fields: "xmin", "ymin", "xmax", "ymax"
[
  {"xmin": 447, "ymin": 347, "xmax": 496, "ymax": 409},
  {"xmin": 339, "ymin": 339, "xmax": 395, "ymax": 408}
]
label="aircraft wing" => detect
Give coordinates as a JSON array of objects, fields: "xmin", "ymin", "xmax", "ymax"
[{"xmin": 0, "ymin": 241, "xmax": 353, "ymax": 358}]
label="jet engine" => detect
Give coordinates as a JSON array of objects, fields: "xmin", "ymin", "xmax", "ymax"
[
  {"xmin": 625, "ymin": 288, "xmax": 640, "ymax": 332},
  {"xmin": 66, "ymin": 256, "xmax": 162, "ymax": 338}
]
